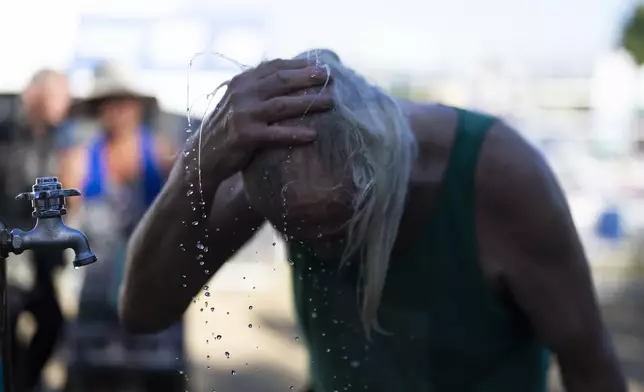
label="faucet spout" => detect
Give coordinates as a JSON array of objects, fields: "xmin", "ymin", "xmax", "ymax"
[
  {"xmin": 4, "ymin": 176, "xmax": 98, "ymax": 268},
  {"xmin": 10, "ymin": 216, "xmax": 97, "ymax": 268}
]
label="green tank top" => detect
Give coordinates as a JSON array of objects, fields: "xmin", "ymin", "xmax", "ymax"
[{"xmin": 289, "ymin": 108, "xmax": 549, "ymax": 392}]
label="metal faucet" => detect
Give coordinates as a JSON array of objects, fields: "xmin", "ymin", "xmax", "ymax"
[
  {"xmin": 0, "ymin": 176, "xmax": 97, "ymax": 392},
  {"xmin": 0, "ymin": 176, "xmax": 97, "ymax": 266}
]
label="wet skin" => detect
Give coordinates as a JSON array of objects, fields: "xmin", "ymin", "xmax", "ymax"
[{"xmin": 121, "ymin": 59, "xmax": 627, "ymax": 392}]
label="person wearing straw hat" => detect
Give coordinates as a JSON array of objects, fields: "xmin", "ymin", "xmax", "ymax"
[{"xmin": 59, "ymin": 60, "xmax": 183, "ymax": 392}]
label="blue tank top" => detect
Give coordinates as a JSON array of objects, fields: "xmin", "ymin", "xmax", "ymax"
[
  {"xmin": 83, "ymin": 127, "xmax": 163, "ymax": 205},
  {"xmin": 80, "ymin": 127, "xmax": 164, "ymax": 308}
]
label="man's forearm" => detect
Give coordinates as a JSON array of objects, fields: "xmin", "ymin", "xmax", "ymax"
[{"xmin": 119, "ymin": 155, "xmax": 224, "ymax": 332}]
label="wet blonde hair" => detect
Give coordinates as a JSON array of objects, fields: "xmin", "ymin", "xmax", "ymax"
[{"xmin": 245, "ymin": 49, "xmax": 417, "ymax": 337}]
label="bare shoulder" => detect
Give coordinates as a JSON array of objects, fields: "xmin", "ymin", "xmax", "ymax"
[
  {"xmin": 475, "ymin": 119, "xmax": 579, "ymax": 274},
  {"xmin": 402, "ymin": 102, "xmax": 459, "ymax": 173},
  {"xmin": 401, "ymin": 101, "xmax": 458, "ymax": 143},
  {"xmin": 476, "ymin": 120, "xmax": 567, "ymax": 222}
]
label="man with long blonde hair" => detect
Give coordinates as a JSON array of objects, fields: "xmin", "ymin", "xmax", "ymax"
[{"xmin": 119, "ymin": 50, "xmax": 626, "ymax": 391}]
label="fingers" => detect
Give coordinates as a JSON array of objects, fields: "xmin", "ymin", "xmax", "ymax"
[
  {"xmin": 254, "ymin": 93, "xmax": 334, "ymax": 123},
  {"xmin": 252, "ymin": 125, "xmax": 318, "ymax": 146},
  {"xmin": 253, "ymin": 59, "xmax": 311, "ymax": 78},
  {"xmin": 256, "ymin": 66, "xmax": 331, "ymax": 99}
]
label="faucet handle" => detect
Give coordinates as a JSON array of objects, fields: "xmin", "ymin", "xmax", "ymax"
[
  {"xmin": 16, "ymin": 188, "xmax": 81, "ymax": 201},
  {"xmin": 15, "ymin": 177, "xmax": 81, "ymax": 218}
]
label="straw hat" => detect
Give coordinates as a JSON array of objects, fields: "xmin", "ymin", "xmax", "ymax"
[{"xmin": 74, "ymin": 60, "xmax": 157, "ymax": 116}]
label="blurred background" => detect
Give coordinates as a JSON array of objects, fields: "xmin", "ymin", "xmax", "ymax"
[{"xmin": 1, "ymin": 0, "xmax": 644, "ymax": 391}]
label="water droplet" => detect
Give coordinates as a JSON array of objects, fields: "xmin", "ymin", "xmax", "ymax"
[
  {"xmin": 186, "ymin": 190, "xmax": 194, "ymax": 196},
  {"xmin": 216, "ymin": 335, "xmax": 222, "ymax": 340},
  {"xmin": 192, "ymin": 221, "xmax": 199, "ymax": 226},
  {"xmin": 326, "ymin": 348, "xmax": 331, "ymax": 353},
  {"xmin": 225, "ymin": 351, "xmax": 230, "ymax": 359},
  {"xmin": 231, "ymin": 370, "xmax": 236, "ymax": 376},
  {"xmin": 203, "ymin": 285, "xmax": 209, "ymax": 290},
  {"xmin": 248, "ymin": 306, "xmax": 253, "ymax": 310},
  {"xmin": 182, "ymin": 151, "xmax": 190, "ymax": 157},
  {"xmin": 294, "ymin": 336, "xmax": 300, "ymax": 341},
  {"xmin": 290, "ymin": 387, "xmax": 294, "ymax": 390},
  {"xmin": 350, "ymin": 360, "xmax": 360, "ymax": 368},
  {"xmin": 205, "ymin": 292, "xmax": 211, "ymax": 297},
  {"xmin": 311, "ymin": 312, "xmax": 318, "ymax": 319},
  {"xmin": 248, "ymin": 324, "xmax": 253, "ymax": 328}
]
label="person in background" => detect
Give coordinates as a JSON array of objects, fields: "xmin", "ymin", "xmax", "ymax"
[
  {"xmin": 59, "ymin": 60, "xmax": 181, "ymax": 392},
  {"xmin": 0, "ymin": 69, "xmax": 72, "ymax": 392}
]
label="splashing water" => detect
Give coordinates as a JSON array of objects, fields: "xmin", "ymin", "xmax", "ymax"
[
  {"xmin": 185, "ymin": 51, "xmax": 250, "ymax": 214},
  {"xmin": 183, "ymin": 50, "xmax": 331, "ymax": 390},
  {"xmin": 185, "ymin": 49, "xmax": 330, "ymax": 255},
  {"xmin": 183, "ymin": 52, "xmax": 251, "ymax": 323}
]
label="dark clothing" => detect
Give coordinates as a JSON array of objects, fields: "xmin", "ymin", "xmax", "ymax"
[
  {"xmin": 290, "ymin": 109, "xmax": 549, "ymax": 392},
  {"xmin": 10, "ymin": 281, "xmax": 63, "ymax": 391},
  {"xmin": 0, "ymin": 121, "xmax": 68, "ymax": 391}
]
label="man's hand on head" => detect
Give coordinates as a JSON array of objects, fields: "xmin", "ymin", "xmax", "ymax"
[
  {"xmin": 196, "ymin": 59, "xmax": 334, "ymax": 181},
  {"xmin": 476, "ymin": 122, "xmax": 627, "ymax": 392}
]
